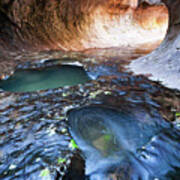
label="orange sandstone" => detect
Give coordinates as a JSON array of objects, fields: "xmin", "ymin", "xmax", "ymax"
[{"xmin": 0, "ymin": 0, "xmax": 168, "ymax": 52}]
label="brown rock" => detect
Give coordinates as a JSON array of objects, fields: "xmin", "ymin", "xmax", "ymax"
[{"xmin": 0, "ymin": 0, "xmax": 168, "ymax": 52}]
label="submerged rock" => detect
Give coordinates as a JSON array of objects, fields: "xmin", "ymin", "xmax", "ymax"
[
  {"xmin": 0, "ymin": 65, "xmax": 90, "ymax": 92},
  {"xmin": 0, "ymin": 0, "xmax": 169, "ymax": 81},
  {"xmin": 0, "ymin": 0, "xmax": 179, "ymax": 91},
  {"xmin": 0, "ymin": 65, "xmax": 179, "ymax": 179},
  {"xmin": 0, "ymin": 0, "xmax": 179, "ymax": 179},
  {"xmin": 68, "ymin": 105, "xmax": 180, "ymax": 179}
]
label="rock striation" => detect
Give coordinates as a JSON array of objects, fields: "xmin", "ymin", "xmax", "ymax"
[{"xmin": 129, "ymin": 0, "xmax": 180, "ymax": 89}]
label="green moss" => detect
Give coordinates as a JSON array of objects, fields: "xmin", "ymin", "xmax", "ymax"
[
  {"xmin": 69, "ymin": 139, "xmax": 79, "ymax": 150},
  {"xmin": 57, "ymin": 157, "xmax": 66, "ymax": 164},
  {"xmin": 103, "ymin": 134, "xmax": 112, "ymax": 141},
  {"xmin": 175, "ymin": 112, "xmax": 180, "ymax": 117},
  {"xmin": 40, "ymin": 168, "xmax": 50, "ymax": 177}
]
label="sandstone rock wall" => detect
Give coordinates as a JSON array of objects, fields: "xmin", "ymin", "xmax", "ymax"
[
  {"xmin": 129, "ymin": 0, "xmax": 180, "ymax": 89},
  {"xmin": 0, "ymin": 0, "xmax": 179, "ymax": 90}
]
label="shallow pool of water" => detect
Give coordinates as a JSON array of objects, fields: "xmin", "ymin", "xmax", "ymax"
[
  {"xmin": 0, "ymin": 65, "xmax": 90, "ymax": 92},
  {"xmin": 68, "ymin": 106, "xmax": 180, "ymax": 180},
  {"xmin": 0, "ymin": 60, "xmax": 180, "ymax": 180}
]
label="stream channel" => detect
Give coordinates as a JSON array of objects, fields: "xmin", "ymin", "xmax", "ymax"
[{"xmin": 0, "ymin": 56, "xmax": 180, "ymax": 180}]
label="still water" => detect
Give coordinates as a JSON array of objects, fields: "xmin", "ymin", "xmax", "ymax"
[
  {"xmin": 0, "ymin": 65, "xmax": 90, "ymax": 92},
  {"xmin": 69, "ymin": 106, "xmax": 180, "ymax": 180}
]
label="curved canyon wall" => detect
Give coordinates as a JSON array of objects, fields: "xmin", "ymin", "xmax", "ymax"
[
  {"xmin": 0, "ymin": 0, "xmax": 179, "ymax": 89},
  {"xmin": 129, "ymin": 0, "xmax": 180, "ymax": 89},
  {"xmin": 0, "ymin": 0, "xmax": 168, "ymax": 51}
]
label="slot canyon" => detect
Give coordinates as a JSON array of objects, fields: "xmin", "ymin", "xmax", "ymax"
[{"xmin": 0, "ymin": 0, "xmax": 180, "ymax": 180}]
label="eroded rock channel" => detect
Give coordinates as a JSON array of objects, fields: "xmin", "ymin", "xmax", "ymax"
[
  {"xmin": 0, "ymin": 59, "xmax": 180, "ymax": 180},
  {"xmin": 0, "ymin": 0, "xmax": 180, "ymax": 180}
]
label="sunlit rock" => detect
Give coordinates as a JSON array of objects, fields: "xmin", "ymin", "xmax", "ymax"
[
  {"xmin": 129, "ymin": 0, "xmax": 180, "ymax": 89},
  {"xmin": 0, "ymin": 0, "xmax": 173, "ymax": 88},
  {"xmin": 0, "ymin": 0, "xmax": 180, "ymax": 179},
  {"xmin": 0, "ymin": 0, "xmax": 168, "ymax": 52}
]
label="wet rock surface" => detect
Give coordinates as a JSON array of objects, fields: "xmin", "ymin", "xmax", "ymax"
[
  {"xmin": 0, "ymin": 59, "xmax": 179, "ymax": 179},
  {"xmin": 68, "ymin": 106, "xmax": 180, "ymax": 179},
  {"xmin": 0, "ymin": 0, "xmax": 180, "ymax": 180}
]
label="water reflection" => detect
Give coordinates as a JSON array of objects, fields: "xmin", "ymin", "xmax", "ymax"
[
  {"xmin": 68, "ymin": 106, "xmax": 180, "ymax": 179},
  {"xmin": 0, "ymin": 59, "xmax": 179, "ymax": 180},
  {"xmin": 0, "ymin": 65, "xmax": 90, "ymax": 92}
]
